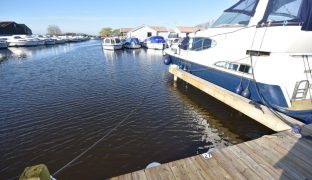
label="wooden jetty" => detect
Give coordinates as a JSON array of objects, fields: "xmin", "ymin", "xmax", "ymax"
[
  {"xmin": 169, "ymin": 65, "xmax": 304, "ymax": 131},
  {"xmin": 111, "ymin": 123, "xmax": 312, "ymax": 180},
  {"xmin": 111, "ymin": 65, "xmax": 311, "ymax": 179}
]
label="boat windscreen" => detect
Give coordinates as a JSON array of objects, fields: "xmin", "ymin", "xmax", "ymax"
[
  {"xmin": 212, "ymin": 0, "xmax": 259, "ymax": 27},
  {"xmin": 258, "ymin": 0, "xmax": 312, "ymax": 31}
]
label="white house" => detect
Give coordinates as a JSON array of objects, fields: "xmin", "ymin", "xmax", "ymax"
[
  {"xmin": 174, "ymin": 26, "xmax": 202, "ymax": 38},
  {"xmin": 127, "ymin": 25, "xmax": 169, "ymax": 42}
]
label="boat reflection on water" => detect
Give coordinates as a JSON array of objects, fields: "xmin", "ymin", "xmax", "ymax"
[
  {"xmin": 8, "ymin": 47, "xmax": 33, "ymax": 58},
  {"xmin": 124, "ymin": 48, "xmax": 141, "ymax": 57},
  {"xmin": 102, "ymin": 48, "xmax": 123, "ymax": 61},
  {"xmin": 0, "ymin": 49, "xmax": 12, "ymax": 62}
]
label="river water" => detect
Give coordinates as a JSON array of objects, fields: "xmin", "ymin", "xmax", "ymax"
[{"xmin": 0, "ymin": 40, "xmax": 273, "ymax": 179}]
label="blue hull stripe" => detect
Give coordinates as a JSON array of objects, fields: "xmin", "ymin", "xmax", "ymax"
[{"xmin": 169, "ymin": 55, "xmax": 312, "ymax": 124}]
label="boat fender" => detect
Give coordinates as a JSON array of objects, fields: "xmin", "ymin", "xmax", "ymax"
[
  {"xmin": 146, "ymin": 162, "xmax": 161, "ymax": 169},
  {"xmin": 235, "ymin": 84, "xmax": 243, "ymax": 94},
  {"xmin": 183, "ymin": 65, "xmax": 188, "ymax": 71},
  {"xmin": 242, "ymin": 88, "xmax": 251, "ymax": 99},
  {"xmin": 163, "ymin": 55, "xmax": 171, "ymax": 65},
  {"xmin": 291, "ymin": 124, "xmax": 302, "ymax": 138}
]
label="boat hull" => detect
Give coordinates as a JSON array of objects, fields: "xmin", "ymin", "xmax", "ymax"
[
  {"xmin": 8, "ymin": 41, "xmax": 37, "ymax": 47},
  {"xmin": 124, "ymin": 44, "xmax": 141, "ymax": 49},
  {"xmin": 0, "ymin": 42, "xmax": 8, "ymax": 49},
  {"xmin": 143, "ymin": 43, "xmax": 165, "ymax": 50},
  {"xmin": 168, "ymin": 55, "xmax": 312, "ymax": 124},
  {"xmin": 102, "ymin": 44, "xmax": 123, "ymax": 50}
]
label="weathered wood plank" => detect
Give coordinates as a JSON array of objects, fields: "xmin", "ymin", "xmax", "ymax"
[
  {"xmin": 192, "ymin": 155, "xmax": 222, "ymax": 179},
  {"xmin": 195, "ymin": 153, "xmax": 232, "ymax": 179},
  {"xmin": 263, "ymin": 134, "xmax": 312, "ymax": 178},
  {"xmin": 186, "ymin": 156, "xmax": 214, "ymax": 180},
  {"xmin": 228, "ymin": 145, "xmax": 275, "ymax": 179},
  {"xmin": 236, "ymin": 142, "xmax": 285, "ymax": 179},
  {"xmin": 131, "ymin": 170, "xmax": 147, "ymax": 180},
  {"xmin": 217, "ymin": 148, "xmax": 262, "ymax": 180},
  {"xmin": 145, "ymin": 163, "xmax": 175, "ymax": 180},
  {"xmin": 246, "ymin": 138, "xmax": 307, "ymax": 179},
  {"xmin": 117, "ymin": 172, "xmax": 132, "ymax": 180},
  {"xmin": 212, "ymin": 149, "xmax": 247, "ymax": 180}
]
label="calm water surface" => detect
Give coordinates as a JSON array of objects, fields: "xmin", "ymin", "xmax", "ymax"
[{"xmin": 0, "ymin": 41, "xmax": 273, "ymax": 179}]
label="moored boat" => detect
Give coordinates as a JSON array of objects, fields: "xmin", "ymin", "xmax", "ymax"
[
  {"xmin": 164, "ymin": 0, "xmax": 312, "ymax": 124},
  {"xmin": 5, "ymin": 35, "xmax": 38, "ymax": 47},
  {"xmin": 102, "ymin": 37, "xmax": 123, "ymax": 50},
  {"xmin": 124, "ymin": 38, "xmax": 141, "ymax": 49},
  {"xmin": 143, "ymin": 36, "xmax": 166, "ymax": 50},
  {"xmin": 0, "ymin": 39, "xmax": 8, "ymax": 49}
]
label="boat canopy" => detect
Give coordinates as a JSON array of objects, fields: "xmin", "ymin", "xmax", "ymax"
[
  {"xmin": 258, "ymin": 0, "xmax": 312, "ymax": 31},
  {"xmin": 126, "ymin": 38, "xmax": 139, "ymax": 44},
  {"xmin": 212, "ymin": 0, "xmax": 259, "ymax": 27},
  {"xmin": 148, "ymin": 36, "xmax": 166, "ymax": 43}
]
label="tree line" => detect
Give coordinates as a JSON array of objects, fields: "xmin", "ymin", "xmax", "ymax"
[
  {"xmin": 99, "ymin": 27, "xmax": 122, "ymax": 37},
  {"xmin": 46, "ymin": 25, "xmax": 122, "ymax": 37}
]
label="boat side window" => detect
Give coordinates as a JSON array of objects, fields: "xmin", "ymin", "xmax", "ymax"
[
  {"xmin": 214, "ymin": 61, "xmax": 228, "ymax": 68},
  {"xmin": 212, "ymin": 0, "xmax": 258, "ymax": 27},
  {"xmin": 238, "ymin": 64, "xmax": 251, "ymax": 73},
  {"xmin": 192, "ymin": 38, "xmax": 203, "ymax": 51},
  {"xmin": 115, "ymin": 39, "xmax": 120, "ymax": 44},
  {"xmin": 189, "ymin": 37, "xmax": 215, "ymax": 51},
  {"xmin": 215, "ymin": 61, "xmax": 252, "ymax": 74},
  {"xmin": 228, "ymin": 63, "xmax": 239, "ymax": 71},
  {"xmin": 104, "ymin": 39, "xmax": 110, "ymax": 44}
]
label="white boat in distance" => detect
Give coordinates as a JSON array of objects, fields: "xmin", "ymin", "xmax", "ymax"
[
  {"xmin": 102, "ymin": 37, "xmax": 123, "ymax": 50},
  {"xmin": 0, "ymin": 38, "xmax": 8, "ymax": 49},
  {"xmin": 164, "ymin": 0, "xmax": 312, "ymax": 124},
  {"xmin": 143, "ymin": 36, "xmax": 166, "ymax": 50},
  {"xmin": 2, "ymin": 35, "xmax": 38, "ymax": 47}
]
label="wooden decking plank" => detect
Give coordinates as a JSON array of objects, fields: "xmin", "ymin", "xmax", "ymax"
[
  {"xmin": 270, "ymin": 131, "xmax": 312, "ymax": 166},
  {"xmin": 217, "ymin": 148, "xmax": 262, "ymax": 180},
  {"xmin": 193, "ymin": 155, "xmax": 224, "ymax": 179},
  {"xmin": 131, "ymin": 170, "xmax": 147, "ymax": 180},
  {"xmin": 288, "ymin": 132, "xmax": 312, "ymax": 151},
  {"xmin": 212, "ymin": 149, "xmax": 247, "ymax": 180},
  {"xmin": 264, "ymin": 134, "xmax": 312, "ymax": 178},
  {"xmin": 168, "ymin": 159, "xmax": 193, "ymax": 180},
  {"xmin": 117, "ymin": 173, "xmax": 132, "ymax": 180},
  {"xmin": 186, "ymin": 156, "xmax": 215, "ymax": 180},
  {"xmin": 229, "ymin": 145, "xmax": 277, "ymax": 179},
  {"xmin": 302, "ymin": 124, "xmax": 312, "ymax": 134},
  {"xmin": 236, "ymin": 142, "xmax": 285, "ymax": 179},
  {"xmin": 195, "ymin": 153, "xmax": 232, "ymax": 180},
  {"xmin": 246, "ymin": 138, "xmax": 306, "ymax": 179},
  {"xmin": 145, "ymin": 163, "xmax": 175, "ymax": 180},
  {"xmin": 226, "ymin": 145, "xmax": 274, "ymax": 179}
]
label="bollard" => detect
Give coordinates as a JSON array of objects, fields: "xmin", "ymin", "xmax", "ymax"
[{"xmin": 19, "ymin": 164, "xmax": 53, "ymax": 180}]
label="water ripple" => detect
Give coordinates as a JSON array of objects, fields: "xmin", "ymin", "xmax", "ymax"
[{"xmin": 0, "ymin": 40, "xmax": 273, "ymax": 179}]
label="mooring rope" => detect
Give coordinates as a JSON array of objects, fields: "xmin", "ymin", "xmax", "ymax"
[{"xmin": 53, "ymin": 71, "xmax": 158, "ymax": 177}]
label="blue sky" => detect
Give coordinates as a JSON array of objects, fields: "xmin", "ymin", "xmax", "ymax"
[{"xmin": 1, "ymin": 0, "xmax": 237, "ymax": 35}]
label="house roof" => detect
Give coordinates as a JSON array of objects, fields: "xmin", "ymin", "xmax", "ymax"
[
  {"xmin": 129, "ymin": 25, "xmax": 168, "ymax": 33},
  {"xmin": 119, "ymin": 28, "xmax": 133, "ymax": 33},
  {"xmin": 176, "ymin": 26, "xmax": 202, "ymax": 33},
  {"xmin": 149, "ymin": 26, "xmax": 167, "ymax": 32},
  {"xmin": 0, "ymin": 21, "xmax": 14, "ymax": 28}
]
